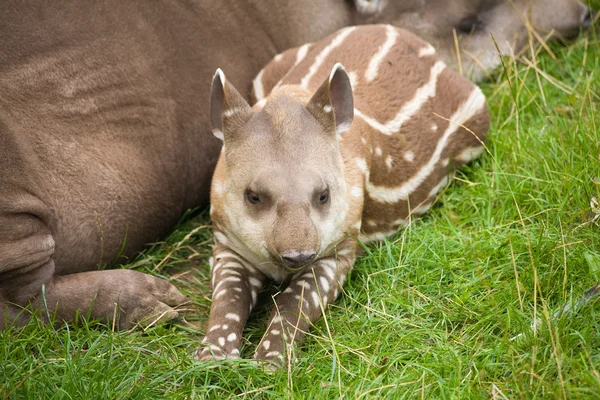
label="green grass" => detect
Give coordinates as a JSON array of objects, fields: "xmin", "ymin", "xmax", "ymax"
[{"xmin": 2, "ymin": 18, "xmax": 600, "ymax": 400}]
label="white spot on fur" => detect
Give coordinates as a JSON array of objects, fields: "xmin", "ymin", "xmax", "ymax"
[
  {"xmin": 367, "ymin": 220, "xmax": 378, "ymax": 227},
  {"xmin": 251, "ymin": 290, "xmax": 257, "ymax": 304},
  {"xmin": 209, "ymin": 324, "xmax": 222, "ymax": 333},
  {"xmin": 322, "ymin": 265, "xmax": 336, "ymax": 281},
  {"xmin": 301, "ymin": 27, "xmax": 356, "ymax": 88},
  {"xmin": 323, "ymin": 105, "xmax": 332, "ymax": 113},
  {"xmin": 319, "ymin": 277, "xmax": 330, "ymax": 292},
  {"xmin": 311, "ymin": 291, "xmax": 320, "ymax": 308},
  {"xmin": 249, "ymin": 277, "xmax": 262, "ymax": 288},
  {"xmin": 272, "ymin": 329, "xmax": 281, "ymax": 335},
  {"xmin": 225, "ymin": 313, "xmax": 240, "ymax": 322},
  {"xmin": 263, "ymin": 340, "xmax": 271, "ymax": 350},
  {"xmin": 361, "ymin": 137, "xmax": 367, "ymax": 145},
  {"xmin": 265, "ymin": 351, "xmax": 281, "ymax": 358},
  {"xmin": 404, "ymin": 151, "xmax": 415, "ymax": 162},
  {"xmin": 365, "ymin": 25, "xmax": 399, "ymax": 82},
  {"xmin": 419, "ymin": 44, "xmax": 436, "ymax": 57},
  {"xmin": 366, "ymin": 88, "xmax": 486, "ymax": 203},
  {"xmin": 221, "ymin": 269, "xmax": 242, "ymax": 277},
  {"xmin": 394, "ymin": 218, "xmax": 409, "ymax": 226},
  {"xmin": 375, "ymin": 147, "xmax": 382, "ymax": 156},
  {"xmin": 337, "ymin": 248, "xmax": 351, "ymax": 256},
  {"xmin": 271, "ymin": 316, "xmax": 282, "ymax": 324},
  {"xmin": 323, "ymin": 295, "xmax": 328, "ymax": 305},
  {"xmin": 351, "ymin": 186, "xmax": 362, "ymax": 198},
  {"xmin": 218, "ymin": 337, "xmax": 226, "ymax": 346},
  {"xmin": 213, "ymin": 276, "xmax": 242, "ymax": 293},
  {"xmin": 283, "ymin": 287, "xmax": 293, "ymax": 294},
  {"xmin": 355, "ymin": 158, "xmax": 367, "ymax": 173},
  {"xmin": 431, "ymin": 123, "xmax": 438, "ymax": 132},
  {"xmin": 385, "ymin": 155, "xmax": 393, "ymax": 169},
  {"xmin": 227, "ymin": 333, "xmax": 237, "ymax": 342},
  {"xmin": 456, "ymin": 146, "xmax": 485, "ymax": 163},
  {"xmin": 213, "ymin": 289, "xmax": 228, "ymax": 300},
  {"xmin": 297, "ymin": 280, "xmax": 310, "ymax": 290},
  {"xmin": 222, "ymin": 324, "xmax": 228, "ymax": 330},
  {"xmin": 274, "ymin": 53, "xmax": 283, "ymax": 62},
  {"xmin": 214, "ymin": 231, "xmax": 227, "ymax": 244},
  {"xmin": 359, "ymin": 230, "xmax": 397, "ymax": 243}
]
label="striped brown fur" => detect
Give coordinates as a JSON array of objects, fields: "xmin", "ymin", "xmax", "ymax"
[{"xmin": 197, "ymin": 25, "xmax": 490, "ymax": 367}]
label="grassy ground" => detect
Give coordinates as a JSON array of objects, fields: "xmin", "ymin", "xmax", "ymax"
[{"xmin": 2, "ymin": 17, "xmax": 600, "ymax": 400}]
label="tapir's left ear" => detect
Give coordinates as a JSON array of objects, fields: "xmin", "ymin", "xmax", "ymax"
[
  {"xmin": 210, "ymin": 68, "xmax": 253, "ymax": 141},
  {"xmin": 306, "ymin": 63, "xmax": 354, "ymax": 136}
]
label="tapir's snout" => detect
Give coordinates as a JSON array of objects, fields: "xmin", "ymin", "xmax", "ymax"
[{"xmin": 281, "ymin": 250, "xmax": 317, "ymax": 269}]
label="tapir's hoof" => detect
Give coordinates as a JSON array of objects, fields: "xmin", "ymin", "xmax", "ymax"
[
  {"xmin": 193, "ymin": 343, "xmax": 240, "ymax": 365},
  {"xmin": 101, "ymin": 270, "xmax": 189, "ymax": 329},
  {"xmin": 253, "ymin": 350, "xmax": 285, "ymax": 371}
]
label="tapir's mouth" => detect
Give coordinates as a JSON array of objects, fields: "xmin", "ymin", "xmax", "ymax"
[{"xmin": 280, "ymin": 263, "xmax": 308, "ymax": 273}]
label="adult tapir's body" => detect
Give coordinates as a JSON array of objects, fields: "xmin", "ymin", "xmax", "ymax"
[{"xmin": 0, "ymin": 0, "xmax": 591, "ymax": 329}]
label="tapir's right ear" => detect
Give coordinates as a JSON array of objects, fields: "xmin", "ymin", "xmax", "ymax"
[{"xmin": 210, "ymin": 69, "xmax": 253, "ymax": 141}]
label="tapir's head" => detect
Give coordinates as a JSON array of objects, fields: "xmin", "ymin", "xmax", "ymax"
[
  {"xmin": 209, "ymin": 65, "xmax": 354, "ymax": 271},
  {"xmin": 353, "ymin": 0, "xmax": 594, "ymax": 80}
]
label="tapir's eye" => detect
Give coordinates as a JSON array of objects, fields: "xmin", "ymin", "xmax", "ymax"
[
  {"xmin": 319, "ymin": 189, "xmax": 330, "ymax": 205},
  {"xmin": 245, "ymin": 190, "xmax": 262, "ymax": 205},
  {"xmin": 457, "ymin": 15, "xmax": 484, "ymax": 34}
]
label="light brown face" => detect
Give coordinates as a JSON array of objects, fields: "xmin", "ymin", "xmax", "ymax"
[
  {"xmin": 355, "ymin": 0, "xmax": 592, "ymax": 79},
  {"xmin": 222, "ymin": 98, "xmax": 348, "ymax": 271},
  {"xmin": 210, "ymin": 66, "xmax": 355, "ymax": 271}
]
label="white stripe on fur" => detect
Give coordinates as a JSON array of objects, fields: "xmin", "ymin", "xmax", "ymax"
[
  {"xmin": 365, "ymin": 25, "xmax": 399, "ymax": 82},
  {"xmin": 300, "ymin": 27, "xmax": 356, "ymax": 89},
  {"xmin": 365, "ymin": 87, "xmax": 486, "ymax": 203}
]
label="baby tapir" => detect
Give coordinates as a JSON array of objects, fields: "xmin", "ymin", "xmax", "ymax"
[{"xmin": 196, "ymin": 25, "xmax": 490, "ymax": 366}]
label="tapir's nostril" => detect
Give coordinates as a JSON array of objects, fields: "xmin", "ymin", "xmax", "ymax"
[
  {"xmin": 582, "ymin": 7, "xmax": 594, "ymax": 29},
  {"xmin": 281, "ymin": 251, "xmax": 317, "ymax": 268}
]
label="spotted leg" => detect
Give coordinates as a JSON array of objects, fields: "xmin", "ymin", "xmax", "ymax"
[
  {"xmin": 254, "ymin": 247, "xmax": 356, "ymax": 366},
  {"xmin": 195, "ymin": 243, "xmax": 266, "ymax": 361}
]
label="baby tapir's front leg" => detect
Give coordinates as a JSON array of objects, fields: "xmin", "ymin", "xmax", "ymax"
[
  {"xmin": 195, "ymin": 242, "xmax": 266, "ymax": 361},
  {"xmin": 254, "ymin": 249, "xmax": 355, "ymax": 366}
]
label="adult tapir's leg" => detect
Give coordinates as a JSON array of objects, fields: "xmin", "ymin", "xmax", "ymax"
[{"xmin": 0, "ymin": 207, "xmax": 188, "ymax": 329}]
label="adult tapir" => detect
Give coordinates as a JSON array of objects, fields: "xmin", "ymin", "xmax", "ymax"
[{"xmin": 0, "ymin": 0, "xmax": 592, "ymax": 329}]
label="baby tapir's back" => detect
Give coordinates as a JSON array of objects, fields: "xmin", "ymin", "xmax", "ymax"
[{"xmin": 253, "ymin": 24, "xmax": 490, "ymax": 242}]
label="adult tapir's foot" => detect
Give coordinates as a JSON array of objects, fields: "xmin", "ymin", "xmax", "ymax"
[
  {"xmin": 0, "ymin": 191, "xmax": 188, "ymax": 330},
  {"xmin": 46, "ymin": 269, "xmax": 189, "ymax": 329},
  {"xmin": 1, "ymin": 269, "xmax": 188, "ymax": 330}
]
